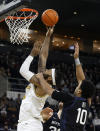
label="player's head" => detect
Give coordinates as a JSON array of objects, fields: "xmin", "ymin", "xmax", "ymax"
[
  {"xmin": 74, "ymin": 80, "xmax": 96, "ymax": 99},
  {"xmin": 43, "ymin": 69, "xmax": 56, "ymax": 85},
  {"xmin": 43, "ymin": 68, "xmax": 65, "ymax": 89},
  {"xmin": 43, "ymin": 69, "xmax": 65, "ymax": 90}
]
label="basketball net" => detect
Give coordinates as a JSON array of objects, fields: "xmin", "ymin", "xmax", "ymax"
[{"xmin": 5, "ymin": 8, "xmax": 38, "ymax": 45}]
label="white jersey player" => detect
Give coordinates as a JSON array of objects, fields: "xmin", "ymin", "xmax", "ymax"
[
  {"xmin": 17, "ymin": 27, "xmax": 56, "ymax": 131},
  {"xmin": 17, "ymin": 83, "xmax": 48, "ymax": 131}
]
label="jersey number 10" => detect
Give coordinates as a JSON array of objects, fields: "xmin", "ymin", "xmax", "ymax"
[{"xmin": 76, "ymin": 108, "xmax": 87, "ymax": 125}]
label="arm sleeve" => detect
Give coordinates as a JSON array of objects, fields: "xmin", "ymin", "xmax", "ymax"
[
  {"xmin": 51, "ymin": 90, "xmax": 74, "ymax": 103},
  {"xmin": 19, "ymin": 55, "xmax": 34, "ymax": 81}
]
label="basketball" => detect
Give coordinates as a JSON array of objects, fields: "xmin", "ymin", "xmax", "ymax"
[{"xmin": 41, "ymin": 9, "xmax": 59, "ymax": 26}]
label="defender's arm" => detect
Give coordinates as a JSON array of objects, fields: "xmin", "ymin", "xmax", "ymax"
[
  {"xmin": 74, "ymin": 42, "xmax": 85, "ymax": 83},
  {"xmin": 36, "ymin": 73, "xmax": 74, "ymax": 103}
]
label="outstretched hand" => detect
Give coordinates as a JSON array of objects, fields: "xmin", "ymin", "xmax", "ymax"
[
  {"xmin": 74, "ymin": 42, "xmax": 79, "ymax": 59},
  {"xmin": 46, "ymin": 26, "xmax": 54, "ymax": 37}
]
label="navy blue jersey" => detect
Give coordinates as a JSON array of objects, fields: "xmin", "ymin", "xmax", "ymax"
[
  {"xmin": 52, "ymin": 90, "xmax": 89, "ymax": 131},
  {"xmin": 43, "ymin": 112, "xmax": 60, "ymax": 131}
]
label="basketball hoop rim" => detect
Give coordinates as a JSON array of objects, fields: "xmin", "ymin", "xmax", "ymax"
[{"xmin": 5, "ymin": 8, "xmax": 39, "ymax": 20}]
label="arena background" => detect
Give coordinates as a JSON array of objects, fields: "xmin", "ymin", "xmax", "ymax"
[{"xmin": 0, "ymin": 0, "xmax": 100, "ymax": 131}]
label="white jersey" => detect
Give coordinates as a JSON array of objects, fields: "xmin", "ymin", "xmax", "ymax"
[{"xmin": 18, "ymin": 83, "xmax": 48, "ymax": 123}]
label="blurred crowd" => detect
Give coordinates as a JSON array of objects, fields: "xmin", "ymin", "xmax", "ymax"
[
  {"xmin": 0, "ymin": 50, "xmax": 100, "ymax": 131},
  {"xmin": 0, "ymin": 93, "xmax": 21, "ymax": 131}
]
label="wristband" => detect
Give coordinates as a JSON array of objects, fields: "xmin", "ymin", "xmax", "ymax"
[
  {"xmin": 52, "ymin": 68, "xmax": 56, "ymax": 85},
  {"xmin": 75, "ymin": 58, "xmax": 80, "ymax": 65}
]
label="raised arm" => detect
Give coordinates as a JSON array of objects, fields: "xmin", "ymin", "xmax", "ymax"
[
  {"xmin": 38, "ymin": 27, "xmax": 54, "ymax": 73},
  {"xmin": 19, "ymin": 41, "xmax": 41, "ymax": 86},
  {"xmin": 74, "ymin": 42, "xmax": 85, "ymax": 83}
]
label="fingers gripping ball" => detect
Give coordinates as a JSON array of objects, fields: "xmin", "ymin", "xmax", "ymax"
[{"xmin": 41, "ymin": 9, "xmax": 59, "ymax": 26}]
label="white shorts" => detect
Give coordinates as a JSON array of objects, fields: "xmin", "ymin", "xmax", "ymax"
[{"xmin": 17, "ymin": 118, "xmax": 43, "ymax": 131}]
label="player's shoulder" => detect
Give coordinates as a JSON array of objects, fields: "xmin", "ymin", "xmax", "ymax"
[
  {"xmin": 26, "ymin": 83, "xmax": 35, "ymax": 93},
  {"xmin": 75, "ymin": 96, "xmax": 86, "ymax": 102},
  {"xmin": 75, "ymin": 97, "xmax": 88, "ymax": 107}
]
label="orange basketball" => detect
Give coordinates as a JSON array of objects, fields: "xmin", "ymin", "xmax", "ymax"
[{"xmin": 41, "ymin": 9, "xmax": 59, "ymax": 26}]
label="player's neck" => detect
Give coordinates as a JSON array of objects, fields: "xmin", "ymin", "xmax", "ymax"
[
  {"xmin": 87, "ymin": 98, "xmax": 91, "ymax": 106},
  {"xmin": 35, "ymin": 87, "xmax": 47, "ymax": 97},
  {"xmin": 75, "ymin": 94, "xmax": 81, "ymax": 97}
]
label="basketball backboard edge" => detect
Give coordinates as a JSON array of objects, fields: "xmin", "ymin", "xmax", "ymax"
[{"xmin": 0, "ymin": 0, "xmax": 32, "ymax": 22}]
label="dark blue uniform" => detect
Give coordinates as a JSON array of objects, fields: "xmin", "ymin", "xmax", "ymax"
[
  {"xmin": 43, "ymin": 112, "xmax": 60, "ymax": 131},
  {"xmin": 52, "ymin": 90, "xmax": 89, "ymax": 131}
]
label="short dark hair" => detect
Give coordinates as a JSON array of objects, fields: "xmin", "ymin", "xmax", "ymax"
[{"xmin": 80, "ymin": 80, "xmax": 96, "ymax": 99}]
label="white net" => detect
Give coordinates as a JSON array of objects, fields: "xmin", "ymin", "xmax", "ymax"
[{"xmin": 5, "ymin": 8, "xmax": 38, "ymax": 44}]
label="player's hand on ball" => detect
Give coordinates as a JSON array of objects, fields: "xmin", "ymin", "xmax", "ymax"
[
  {"xmin": 74, "ymin": 42, "xmax": 79, "ymax": 59},
  {"xmin": 46, "ymin": 26, "xmax": 54, "ymax": 37},
  {"xmin": 30, "ymin": 41, "xmax": 42, "ymax": 56}
]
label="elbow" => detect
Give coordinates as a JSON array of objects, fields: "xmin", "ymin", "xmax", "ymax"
[
  {"xmin": 19, "ymin": 64, "xmax": 34, "ymax": 82},
  {"xmin": 19, "ymin": 65, "xmax": 25, "ymax": 77},
  {"xmin": 19, "ymin": 67, "xmax": 22, "ymax": 75}
]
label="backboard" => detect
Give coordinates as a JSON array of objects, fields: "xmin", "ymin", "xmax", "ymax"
[{"xmin": 0, "ymin": 0, "xmax": 32, "ymax": 21}]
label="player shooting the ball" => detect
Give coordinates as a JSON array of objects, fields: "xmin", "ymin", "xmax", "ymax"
[{"xmin": 17, "ymin": 26, "xmax": 55, "ymax": 131}]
